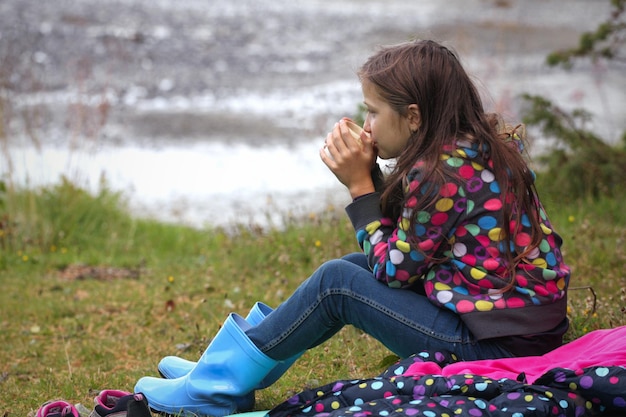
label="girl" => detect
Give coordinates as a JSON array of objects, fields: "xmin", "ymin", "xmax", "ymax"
[{"xmin": 134, "ymin": 39, "xmax": 570, "ymax": 417}]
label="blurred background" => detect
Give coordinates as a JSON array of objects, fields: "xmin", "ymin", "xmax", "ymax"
[{"xmin": 1, "ymin": 0, "xmax": 624, "ymax": 228}]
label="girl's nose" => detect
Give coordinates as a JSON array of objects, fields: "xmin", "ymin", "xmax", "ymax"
[{"xmin": 363, "ymin": 117, "xmax": 371, "ymax": 133}]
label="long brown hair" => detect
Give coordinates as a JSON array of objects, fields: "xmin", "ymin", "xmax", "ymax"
[{"xmin": 359, "ymin": 39, "xmax": 542, "ymax": 284}]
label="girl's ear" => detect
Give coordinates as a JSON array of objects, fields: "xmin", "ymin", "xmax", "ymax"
[{"xmin": 407, "ymin": 104, "xmax": 421, "ymax": 132}]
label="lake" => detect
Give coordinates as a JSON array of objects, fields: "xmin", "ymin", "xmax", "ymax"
[{"xmin": 2, "ymin": 0, "xmax": 624, "ymax": 227}]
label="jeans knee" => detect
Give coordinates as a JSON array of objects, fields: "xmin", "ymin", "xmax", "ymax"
[
  {"xmin": 315, "ymin": 259, "xmax": 348, "ymax": 285},
  {"xmin": 310, "ymin": 258, "xmax": 370, "ymax": 294}
]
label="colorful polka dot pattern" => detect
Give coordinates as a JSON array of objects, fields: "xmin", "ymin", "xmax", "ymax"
[
  {"xmin": 268, "ymin": 350, "xmax": 626, "ymax": 417},
  {"xmin": 356, "ymin": 143, "xmax": 570, "ymax": 316}
]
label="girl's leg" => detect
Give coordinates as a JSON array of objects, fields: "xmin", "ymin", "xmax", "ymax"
[{"xmin": 246, "ymin": 258, "xmax": 512, "ymax": 362}]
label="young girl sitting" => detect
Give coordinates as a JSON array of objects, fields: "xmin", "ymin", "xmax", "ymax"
[{"xmin": 134, "ymin": 39, "xmax": 571, "ymax": 417}]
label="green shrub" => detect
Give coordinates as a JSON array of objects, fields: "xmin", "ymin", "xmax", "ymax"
[{"xmin": 522, "ymin": 94, "xmax": 626, "ymax": 202}]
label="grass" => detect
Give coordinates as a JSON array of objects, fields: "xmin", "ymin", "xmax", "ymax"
[{"xmin": 0, "ymin": 178, "xmax": 625, "ymax": 416}]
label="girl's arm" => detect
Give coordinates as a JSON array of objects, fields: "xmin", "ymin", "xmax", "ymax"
[{"xmin": 345, "ymin": 168, "xmax": 463, "ymax": 288}]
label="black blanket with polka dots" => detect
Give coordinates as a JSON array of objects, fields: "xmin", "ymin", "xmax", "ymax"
[{"xmin": 268, "ymin": 350, "xmax": 626, "ymax": 417}]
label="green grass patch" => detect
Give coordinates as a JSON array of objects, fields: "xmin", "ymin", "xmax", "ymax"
[{"xmin": 0, "ymin": 179, "xmax": 624, "ymax": 416}]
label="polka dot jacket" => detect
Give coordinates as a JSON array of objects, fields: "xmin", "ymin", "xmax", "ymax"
[{"xmin": 345, "ymin": 140, "xmax": 571, "ymax": 342}]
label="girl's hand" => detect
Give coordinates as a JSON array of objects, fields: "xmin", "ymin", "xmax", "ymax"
[{"xmin": 320, "ymin": 118, "xmax": 377, "ymax": 199}]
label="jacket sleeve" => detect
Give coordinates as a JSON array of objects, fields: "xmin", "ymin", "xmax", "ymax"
[{"xmin": 345, "ymin": 167, "xmax": 464, "ymax": 289}]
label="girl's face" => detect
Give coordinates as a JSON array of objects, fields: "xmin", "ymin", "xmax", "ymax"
[{"xmin": 361, "ymin": 80, "xmax": 415, "ymax": 160}]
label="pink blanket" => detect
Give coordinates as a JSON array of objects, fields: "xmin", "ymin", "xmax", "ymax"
[{"xmin": 404, "ymin": 326, "xmax": 626, "ymax": 383}]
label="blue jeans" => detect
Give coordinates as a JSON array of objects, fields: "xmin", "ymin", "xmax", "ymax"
[{"xmin": 246, "ymin": 253, "xmax": 513, "ymax": 362}]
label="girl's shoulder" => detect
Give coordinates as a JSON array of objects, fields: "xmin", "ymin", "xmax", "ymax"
[
  {"xmin": 443, "ymin": 139, "xmax": 486, "ymax": 158},
  {"xmin": 406, "ymin": 139, "xmax": 491, "ymax": 187},
  {"xmin": 440, "ymin": 140, "xmax": 490, "ymax": 172}
]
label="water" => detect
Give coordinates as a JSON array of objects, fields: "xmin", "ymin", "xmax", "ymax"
[{"xmin": 1, "ymin": 0, "xmax": 624, "ymax": 227}]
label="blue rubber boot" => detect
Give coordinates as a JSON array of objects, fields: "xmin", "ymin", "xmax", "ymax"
[
  {"xmin": 157, "ymin": 302, "xmax": 274, "ymax": 380},
  {"xmin": 134, "ymin": 313, "xmax": 278, "ymax": 417},
  {"xmin": 158, "ymin": 302, "xmax": 303, "ymax": 390},
  {"xmin": 157, "ymin": 302, "xmax": 274, "ymax": 412}
]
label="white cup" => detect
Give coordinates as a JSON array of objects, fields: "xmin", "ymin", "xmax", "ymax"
[
  {"xmin": 344, "ymin": 119, "xmax": 364, "ymax": 147},
  {"xmin": 324, "ymin": 119, "xmax": 366, "ymax": 160}
]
